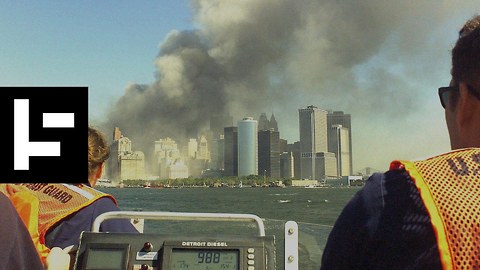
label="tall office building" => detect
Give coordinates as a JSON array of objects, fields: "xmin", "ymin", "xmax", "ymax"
[
  {"xmin": 280, "ymin": 152, "xmax": 294, "ymax": 179},
  {"xmin": 269, "ymin": 114, "xmax": 278, "ymax": 132},
  {"xmin": 288, "ymin": 142, "xmax": 301, "ymax": 179},
  {"xmin": 196, "ymin": 135, "xmax": 210, "ymax": 161},
  {"xmin": 258, "ymin": 113, "xmax": 270, "ymax": 131},
  {"xmin": 223, "ymin": 127, "xmax": 238, "ymax": 176},
  {"xmin": 258, "ymin": 129, "xmax": 280, "ymax": 178},
  {"xmin": 328, "ymin": 125, "xmax": 351, "ymax": 176},
  {"xmin": 298, "ymin": 106, "xmax": 329, "ymax": 180},
  {"xmin": 299, "ymin": 106, "xmax": 328, "ymax": 154},
  {"xmin": 257, "ymin": 113, "xmax": 279, "ymax": 132},
  {"xmin": 327, "ymin": 111, "xmax": 353, "ymax": 175},
  {"xmin": 238, "ymin": 117, "xmax": 258, "ymax": 176},
  {"xmin": 314, "ymin": 152, "xmax": 338, "ymax": 179},
  {"xmin": 210, "ymin": 134, "xmax": 224, "ymax": 170},
  {"xmin": 108, "ymin": 133, "xmax": 145, "ymax": 181}
]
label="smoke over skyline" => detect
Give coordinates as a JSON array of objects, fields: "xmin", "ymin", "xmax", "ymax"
[{"xmin": 103, "ymin": 0, "xmax": 478, "ymax": 171}]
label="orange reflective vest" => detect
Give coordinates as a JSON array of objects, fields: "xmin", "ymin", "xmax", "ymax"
[
  {"xmin": 392, "ymin": 148, "xmax": 480, "ymax": 269},
  {"xmin": 0, "ymin": 183, "xmax": 116, "ymax": 264}
]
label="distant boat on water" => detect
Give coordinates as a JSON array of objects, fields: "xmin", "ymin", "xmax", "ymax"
[{"xmin": 278, "ymin": 199, "xmax": 291, "ymax": 203}]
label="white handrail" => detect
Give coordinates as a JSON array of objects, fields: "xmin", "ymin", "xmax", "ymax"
[{"xmin": 92, "ymin": 211, "xmax": 266, "ymax": 236}]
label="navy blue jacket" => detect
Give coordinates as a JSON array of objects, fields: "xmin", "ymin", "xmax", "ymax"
[
  {"xmin": 0, "ymin": 193, "xmax": 45, "ymax": 269},
  {"xmin": 46, "ymin": 197, "xmax": 138, "ymax": 249},
  {"xmin": 321, "ymin": 169, "xmax": 442, "ymax": 269}
]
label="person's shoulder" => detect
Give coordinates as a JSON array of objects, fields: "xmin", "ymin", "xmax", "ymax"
[
  {"xmin": 91, "ymin": 196, "xmax": 120, "ymax": 212},
  {"xmin": 0, "ymin": 192, "xmax": 10, "ymax": 206},
  {"xmin": 362, "ymin": 172, "xmax": 386, "ymax": 194},
  {"xmin": 73, "ymin": 195, "xmax": 119, "ymax": 219}
]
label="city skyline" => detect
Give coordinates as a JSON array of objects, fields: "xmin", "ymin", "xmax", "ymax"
[
  {"xmin": 109, "ymin": 107, "xmax": 354, "ymax": 180},
  {"xmin": 1, "ymin": 1, "xmax": 477, "ymax": 172}
]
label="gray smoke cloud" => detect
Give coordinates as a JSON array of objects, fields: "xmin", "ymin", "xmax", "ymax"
[{"xmin": 103, "ymin": 0, "xmax": 478, "ymax": 171}]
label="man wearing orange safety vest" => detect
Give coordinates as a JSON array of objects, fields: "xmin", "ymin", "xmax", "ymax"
[
  {"xmin": 0, "ymin": 183, "xmax": 130, "ymax": 265},
  {"xmin": 321, "ymin": 15, "xmax": 480, "ymax": 269}
]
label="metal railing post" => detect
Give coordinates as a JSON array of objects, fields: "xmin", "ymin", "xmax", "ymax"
[{"xmin": 284, "ymin": 220, "xmax": 298, "ymax": 270}]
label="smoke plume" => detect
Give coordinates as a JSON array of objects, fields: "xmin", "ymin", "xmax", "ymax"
[{"xmin": 103, "ymin": 0, "xmax": 478, "ymax": 171}]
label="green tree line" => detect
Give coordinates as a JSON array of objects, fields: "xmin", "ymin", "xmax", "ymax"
[{"xmin": 122, "ymin": 175, "xmax": 291, "ymax": 187}]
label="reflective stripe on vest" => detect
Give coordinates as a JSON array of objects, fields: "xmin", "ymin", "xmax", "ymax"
[
  {"xmin": 0, "ymin": 183, "xmax": 116, "ymax": 240},
  {"xmin": 395, "ymin": 148, "xmax": 480, "ymax": 269}
]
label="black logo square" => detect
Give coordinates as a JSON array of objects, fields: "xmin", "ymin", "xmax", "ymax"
[{"xmin": 1, "ymin": 86, "xmax": 88, "ymax": 183}]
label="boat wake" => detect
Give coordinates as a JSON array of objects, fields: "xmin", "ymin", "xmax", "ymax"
[{"xmin": 278, "ymin": 200, "xmax": 291, "ymax": 203}]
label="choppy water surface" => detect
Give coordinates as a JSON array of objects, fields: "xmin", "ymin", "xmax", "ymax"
[
  {"xmin": 98, "ymin": 186, "xmax": 360, "ymax": 269},
  {"xmin": 100, "ymin": 186, "xmax": 359, "ymax": 225}
]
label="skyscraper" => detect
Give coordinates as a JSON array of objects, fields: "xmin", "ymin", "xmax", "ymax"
[
  {"xmin": 237, "ymin": 117, "xmax": 258, "ymax": 176},
  {"xmin": 327, "ymin": 111, "xmax": 353, "ymax": 175},
  {"xmin": 210, "ymin": 134, "xmax": 224, "ymax": 170},
  {"xmin": 196, "ymin": 135, "xmax": 210, "ymax": 161},
  {"xmin": 288, "ymin": 141, "xmax": 301, "ymax": 179},
  {"xmin": 258, "ymin": 112, "xmax": 279, "ymax": 132},
  {"xmin": 298, "ymin": 105, "xmax": 328, "ymax": 180},
  {"xmin": 299, "ymin": 106, "xmax": 328, "ymax": 154},
  {"xmin": 223, "ymin": 127, "xmax": 238, "ymax": 176},
  {"xmin": 328, "ymin": 125, "xmax": 351, "ymax": 176},
  {"xmin": 280, "ymin": 152, "xmax": 294, "ymax": 179},
  {"xmin": 269, "ymin": 114, "xmax": 278, "ymax": 132},
  {"xmin": 108, "ymin": 132, "xmax": 145, "ymax": 181},
  {"xmin": 258, "ymin": 113, "xmax": 270, "ymax": 131},
  {"xmin": 258, "ymin": 129, "xmax": 280, "ymax": 178}
]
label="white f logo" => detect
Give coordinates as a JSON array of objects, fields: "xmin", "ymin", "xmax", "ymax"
[{"xmin": 14, "ymin": 99, "xmax": 75, "ymax": 170}]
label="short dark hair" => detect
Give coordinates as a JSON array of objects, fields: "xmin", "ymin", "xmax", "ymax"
[{"xmin": 451, "ymin": 15, "xmax": 480, "ymax": 89}]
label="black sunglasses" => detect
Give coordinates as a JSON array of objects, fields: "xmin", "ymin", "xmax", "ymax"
[
  {"xmin": 438, "ymin": 85, "xmax": 480, "ymax": 108},
  {"xmin": 438, "ymin": 86, "xmax": 457, "ymax": 108}
]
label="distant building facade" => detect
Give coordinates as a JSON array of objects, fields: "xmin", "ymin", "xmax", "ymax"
[
  {"xmin": 153, "ymin": 137, "xmax": 187, "ymax": 179},
  {"xmin": 328, "ymin": 124, "xmax": 351, "ymax": 177},
  {"xmin": 327, "ymin": 111, "xmax": 353, "ymax": 175},
  {"xmin": 280, "ymin": 152, "xmax": 294, "ymax": 179},
  {"xmin": 223, "ymin": 127, "xmax": 238, "ymax": 176},
  {"xmin": 118, "ymin": 151, "xmax": 145, "ymax": 180},
  {"xmin": 258, "ymin": 113, "xmax": 279, "ymax": 132},
  {"xmin": 196, "ymin": 135, "xmax": 210, "ymax": 161},
  {"xmin": 298, "ymin": 105, "xmax": 337, "ymax": 180},
  {"xmin": 108, "ymin": 130, "xmax": 145, "ymax": 181},
  {"xmin": 314, "ymin": 152, "xmax": 338, "ymax": 180},
  {"xmin": 238, "ymin": 117, "xmax": 258, "ymax": 176},
  {"xmin": 287, "ymin": 142, "xmax": 301, "ymax": 179},
  {"xmin": 258, "ymin": 129, "xmax": 280, "ymax": 178},
  {"xmin": 210, "ymin": 134, "xmax": 224, "ymax": 170},
  {"xmin": 299, "ymin": 105, "xmax": 328, "ymax": 155}
]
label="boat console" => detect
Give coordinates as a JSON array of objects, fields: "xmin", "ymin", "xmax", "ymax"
[{"xmin": 72, "ymin": 211, "xmax": 299, "ymax": 270}]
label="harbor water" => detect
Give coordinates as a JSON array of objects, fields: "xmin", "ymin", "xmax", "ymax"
[
  {"xmin": 98, "ymin": 186, "xmax": 360, "ymax": 269},
  {"xmin": 99, "ymin": 186, "xmax": 359, "ymax": 226}
]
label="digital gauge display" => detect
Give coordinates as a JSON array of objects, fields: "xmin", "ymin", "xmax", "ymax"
[{"xmin": 170, "ymin": 249, "xmax": 239, "ymax": 270}]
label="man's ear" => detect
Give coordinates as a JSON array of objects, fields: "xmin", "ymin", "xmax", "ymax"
[{"xmin": 95, "ymin": 162, "xmax": 104, "ymax": 179}]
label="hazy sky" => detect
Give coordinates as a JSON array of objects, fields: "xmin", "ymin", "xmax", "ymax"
[{"xmin": 1, "ymin": 1, "xmax": 478, "ymax": 172}]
